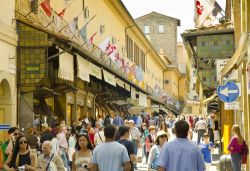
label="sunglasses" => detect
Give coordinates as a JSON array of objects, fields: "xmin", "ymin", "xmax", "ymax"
[
  {"xmin": 19, "ymin": 141, "xmax": 27, "ymax": 145},
  {"xmin": 159, "ymin": 135, "xmax": 167, "ymax": 138}
]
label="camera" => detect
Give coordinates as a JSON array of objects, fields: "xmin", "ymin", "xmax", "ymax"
[{"xmin": 82, "ymin": 163, "xmax": 88, "ymax": 168}]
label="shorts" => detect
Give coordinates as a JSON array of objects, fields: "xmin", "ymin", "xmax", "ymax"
[{"xmin": 205, "ymin": 162, "xmax": 211, "ymax": 171}]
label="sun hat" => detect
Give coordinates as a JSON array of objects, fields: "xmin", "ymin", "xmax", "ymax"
[
  {"xmin": 155, "ymin": 131, "xmax": 168, "ymax": 143},
  {"xmin": 128, "ymin": 120, "xmax": 134, "ymax": 124}
]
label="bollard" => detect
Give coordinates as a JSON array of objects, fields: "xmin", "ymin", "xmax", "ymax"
[{"xmin": 219, "ymin": 154, "xmax": 233, "ymax": 171}]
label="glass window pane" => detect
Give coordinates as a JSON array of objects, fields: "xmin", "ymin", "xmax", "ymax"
[
  {"xmin": 159, "ymin": 24, "xmax": 164, "ymax": 33},
  {"xmin": 144, "ymin": 25, "xmax": 149, "ymax": 34}
]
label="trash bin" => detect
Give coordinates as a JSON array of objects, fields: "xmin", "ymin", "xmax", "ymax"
[{"xmin": 220, "ymin": 154, "xmax": 233, "ymax": 171}]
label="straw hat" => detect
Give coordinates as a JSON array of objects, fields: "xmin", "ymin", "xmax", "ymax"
[
  {"xmin": 155, "ymin": 131, "xmax": 168, "ymax": 143},
  {"xmin": 128, "ymin": 120, "xmax": 134, "ymax": 124},
  {"xmin": 148, "ymin": 125, "xmax": 156, "ymax": 131}
]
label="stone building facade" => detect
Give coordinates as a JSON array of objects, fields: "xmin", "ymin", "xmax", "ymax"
[{"xmin": 135, "ymin": 11, "xmax": 180, "ymax": 63}]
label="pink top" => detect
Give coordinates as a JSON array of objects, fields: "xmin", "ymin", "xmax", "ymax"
[
  {"xmin": 57, "ymin": 132, "xmax": 68, "ymax": 149},
  {"xmin": 228, "ymin": 137, "xmax": 243, "ymax": 154}
]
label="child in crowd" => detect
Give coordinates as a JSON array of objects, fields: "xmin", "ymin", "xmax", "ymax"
[{"xmin": 199, "ymin": 133, "xmax": 214, "ymax": 171}]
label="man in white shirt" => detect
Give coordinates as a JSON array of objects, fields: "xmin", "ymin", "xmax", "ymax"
[
  {"xmin": 195, "ymin": 117, "xmax": 207, "ymax": 144},
  {"xmin": 94, "ymin": 125, "xmax": 105, "ymax": 146}
]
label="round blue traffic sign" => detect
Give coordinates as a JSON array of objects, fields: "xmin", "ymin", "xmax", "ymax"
[{"xmin": 217, "ymin": 81, "xmax": 239, "ymax": 103}]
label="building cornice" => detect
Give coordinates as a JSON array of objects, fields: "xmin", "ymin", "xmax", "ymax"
[{"xmin": 0, "ymin": 21, "xmax": 17, "ymax": 46}]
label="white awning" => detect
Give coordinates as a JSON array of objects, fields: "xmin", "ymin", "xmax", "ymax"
[
  {"xmin": 116, "ymin": 78, "xmax": 125, "ymax": 88},
  {"xmin": 77, "ymin": 55, "xmax": 90, "ymax": 82},
  {"xmin": 102, "ymin": 69, "xmax": 116, "ymax": 86},
  {"xmin": 89, "ymin": 63, "xmax": 102, "ymax": 80},
  {"xmin": 125, "ymin": 83, "xmax": 130, "ymax": 91},
  {"xmin": 139, "ymin": 92, "xmax": 147, "ymax": 107},
  {"xmin": 131, "ymin": 87, "xmax": 137, "ymax": 99},
  {"xmin": 58, "ymin": 49, "xmax": 74, "ymax": 81}
]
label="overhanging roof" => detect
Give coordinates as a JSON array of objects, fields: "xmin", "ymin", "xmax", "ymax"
[{"xmin": 181, "ymin": 23, "xmax": 234, "ymax": 38}]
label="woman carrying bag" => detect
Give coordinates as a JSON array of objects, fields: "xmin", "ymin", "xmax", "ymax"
[{"xmin": 228, "ymin": 124, "xmax": 248, "ymax": 171}]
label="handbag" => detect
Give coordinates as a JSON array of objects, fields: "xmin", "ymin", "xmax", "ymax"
[{"xmin": 241, "ymin": 140, "xmax": 249, "ymax": 164}]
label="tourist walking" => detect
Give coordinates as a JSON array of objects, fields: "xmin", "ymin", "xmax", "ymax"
[
  {"xmin": 72, "ymin": 133, "xmax": 93, "ymax": 171},
  {"xmin": 228, "ymin": 124, "xmax": 245, "ymax": 171},
  {"xmin": 37, "ymin": 141, "xmax": 65, "ymax": 171},
  {"xmin": 147, "ymin": 131, "xmax": 168, "ymax": 171},
  {"xmin": 91, "ymin": 124, "xmax": 131, "ymax": 171},
  {"xmin": 157, "ymin": 120, "xmax": 205, "ymax": 171}
]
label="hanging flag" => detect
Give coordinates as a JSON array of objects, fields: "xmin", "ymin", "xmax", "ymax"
[
  {"xmin": 54, "ymin": 14, "xmax": 63, "ymax": 32},
  {"xmin": 79, "ymin": 25, "xmax": 87, "ymax": 42},
  {"xmin": 69, "ymin": 17, "xmax": 78, "ymax": 35},
  {"xmin": 89, "ymin": 31, "xmax": 97, "ymax": 44},
  {"xmin": 135, "ymin": 67, "xmax": 144, "ymax": 81},
  {"xmin": 78, "ymin": 15, "xmax": 97, "ymax": 43},
  {"xmin": 128, "ymin": 64, "xmax": 136, "ymax": 77},
  {"xmin": 194, "ymin": 0, "xmax": 215, "ymax": 28},
  {"xmin": 40, "ymin": 0, "xmax": 52, "ymax": 17},
  {"xmin": 202, "ymin": 1, "xmax": 223, "ymax": 26},
  {"xmin": 57, "ymin": 8, "xmax": 66, "ymax": 18},
  {"xmin": 98, "ymin": 37, "xmax": 117, "ymax": 61}
]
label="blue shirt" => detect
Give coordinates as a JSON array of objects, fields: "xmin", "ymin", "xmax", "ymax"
[
  {"xmin": 157, "ymin": 138, "xmax": 205, "ymax": 171},
  {"xmin": 200, "ymin": 142, "xmax": 213, "ymax": 163},
  {"xmin": 92, "ymin": 141, "xmax": 130, "ymax": 171}
]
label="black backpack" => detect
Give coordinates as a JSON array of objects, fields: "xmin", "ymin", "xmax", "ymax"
[{"xmin": 104, "ymin": 117, "xmax": 111, "ymax": 126}]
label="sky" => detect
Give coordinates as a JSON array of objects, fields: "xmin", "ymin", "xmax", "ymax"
[{"xmin": 122, "ymin": 0, "xmax": 226, "ymax": 42}]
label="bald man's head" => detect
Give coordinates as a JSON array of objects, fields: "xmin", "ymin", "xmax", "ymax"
[{"xmin": 42, "ymin": 141, "xmax": 52, "ymax": 155}]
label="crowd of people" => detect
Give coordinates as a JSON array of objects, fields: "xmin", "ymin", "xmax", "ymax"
[{"xmin": 0, "ymin": 112, "xmax": 248, "ymax": 171}]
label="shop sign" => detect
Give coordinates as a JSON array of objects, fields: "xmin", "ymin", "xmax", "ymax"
[
  {"xmin": 224, "ymin": 102, "xmax": 239, "ymax": 110},
  {"xmin": 26, "ymin": 64, "xmax": 40, "ymax": 73},
  {"xmin": 217, "ymin": 59, "xmax": 238, "ymax": 81}
]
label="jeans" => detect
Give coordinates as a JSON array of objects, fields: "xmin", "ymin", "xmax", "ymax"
[
  {"xmin": 231, "ymin": 153, "xmax": 242, "ymax": 171},
  {"xmin": 197, "ymin": 129, "xmax": 206, "ymax": 144},
  {"xmin": 59, "ymin": 147, "xmax": 70, "ymax": 171}
]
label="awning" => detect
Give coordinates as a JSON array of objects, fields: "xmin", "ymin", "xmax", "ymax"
[
  {"xmin": 116, "ymin": 78, "xmax": 125, "ymax": 88},
  {"xmin": 139, "ymin": 92, "xmax": 147, "ymax": 107},
  {"xmin": 102, "ymin": 69, "xmax": 116, "ymax": 86},
  {"xmin": 58, "ymin": 49, "xmax": 74, "ymax": 81},
  {"xmin": 77, "ymin": 55, "xmax": 90, "ymax": 82},
  {"xmin": 89, "ymin": 63, "xmax": 102, "ymax": 80},
  {"xmin": 125, "ymin": 83, "xmax": 130, "ymax": 91},
  {"xmin": 131, "ymin": 87, "xmax": 137, "ymax": 99},
  {"xmin": 200, "ymin": 93, "xmax": 217, "ymax": 105},
  {"xmin": 221, "ymin": 32, "xmax": 250, "ymax": 77}
]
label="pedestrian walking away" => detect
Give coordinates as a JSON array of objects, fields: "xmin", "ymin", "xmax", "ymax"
[{"xmin": 157, "ymin": 120, "xmax": 205, "ymax": 171}]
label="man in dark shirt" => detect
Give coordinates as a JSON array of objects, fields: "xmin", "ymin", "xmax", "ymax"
[{"xmin": 117, "ymin": 125, "xmax": 137, "ymax": 171}]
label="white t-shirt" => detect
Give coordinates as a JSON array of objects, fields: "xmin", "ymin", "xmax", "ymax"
[{"xmin": 94, "ymin": 131, "xmax": 105, "ymax": 146}]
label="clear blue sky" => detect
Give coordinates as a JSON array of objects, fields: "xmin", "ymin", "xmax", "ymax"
[{"xmin": 122, "ymin": 0, "xmax": 226, "ymax": 41}]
